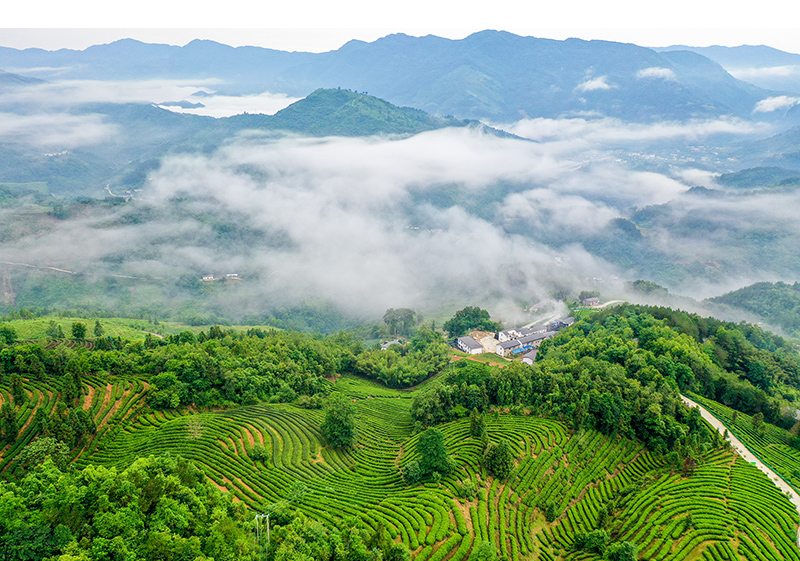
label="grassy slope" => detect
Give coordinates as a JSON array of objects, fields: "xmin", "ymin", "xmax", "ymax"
[{"xmin": 2, "ymin": 371, "xmax": 798, "ymax": 561}]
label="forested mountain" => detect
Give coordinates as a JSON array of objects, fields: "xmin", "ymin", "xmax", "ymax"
[
  {"xmin": 226, "ymin": 88, "xmax": 475, "ymax": 137},
  {"xmin": 708, "ymin": 281, "xmax": 800, "ymax": 336}
]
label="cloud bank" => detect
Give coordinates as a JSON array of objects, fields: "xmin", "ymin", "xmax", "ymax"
[
  {"xmin": 753, "ymin": 95, "xmax": 800, "ymax": 113},
  {"xmin": 0, "ymin": 88, "xmax": 793, "ymax": 324}
]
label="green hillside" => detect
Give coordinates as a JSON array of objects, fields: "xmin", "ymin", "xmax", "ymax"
[
  {"xmin": 227, "ymin": 88, "xmax": 471, "ymax": 137},
  {"xmin": 2, "ymin": 307, "xmax": 800, "ymax": 560},
  {"xmin": 708, "ymin": 281, "xmax": 800, "ymax": 337}
]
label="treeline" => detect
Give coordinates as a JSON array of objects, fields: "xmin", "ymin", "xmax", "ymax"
[
  {"xmin": 349, "ymin": 328, "xmax": 450, "ymax": 387},
  {"xmin": 413, "ymin": 306, "xmax": 800, "ymax": 457},
  {"xmin": 0, "ymin": 325, "xmax": 449, "ymax": 413},
  {"xmin": 0, "ymin": 455, "xmax": 252, "ymax": 561}
]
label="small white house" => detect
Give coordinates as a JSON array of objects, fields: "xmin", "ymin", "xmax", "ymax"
[{"xmin": 457, "ymin": 336, "xmax": 484, "ymax": 355}]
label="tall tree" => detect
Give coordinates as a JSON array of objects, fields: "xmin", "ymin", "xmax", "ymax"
[
  {"xmin": 71, "ymin": 322, "xmax": 87, "ymax": 340},
  {"xmin": 0, "ymin": 402, "xmax": 18, "ymax": 444},
  {"xmin": 484, "ymin": 439, "xmax": 515, "ymax": 479},
  {"xmin": 320, "ymin": 394, "xmax": 357, "ymax": 448},
  {"xmin": 383, "ymin": 308, "xmax": 417, "ymax": 337},
  {"xmin": 417, "ymin": 427, "xmax": 451, "ymax": 476},
  {"xmin": 470, "ymin": 408, "xmax": 486, "ymax": 439}
]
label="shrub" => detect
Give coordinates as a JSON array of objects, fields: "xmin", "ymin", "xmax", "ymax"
[
  {"xmin": 484, "ymin": 440, "xmax": 514, "ymax": 479},
  {"xmin": 459, "ymin": 479, "xmax": 478, "ymax": 499},
  {"xmin": 249, "ymin": 443, "xmax": 269, "ymax": 462},
  {"xmin": 403, "ymin": 460, "xmax": 422, "ymax": 485}
]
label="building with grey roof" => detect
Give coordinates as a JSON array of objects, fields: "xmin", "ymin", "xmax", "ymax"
[{"xmin": 456, "ymin": 336, "xmax": 484, "ymax": 355}]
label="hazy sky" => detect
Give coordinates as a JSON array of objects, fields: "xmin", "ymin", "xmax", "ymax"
[{"xmin": 2, "ymin": 0, "xmax": 800, "ymax": 54}]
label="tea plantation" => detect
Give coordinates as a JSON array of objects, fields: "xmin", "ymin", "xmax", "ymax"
[
  {"xmin": 2, "ymin": 306, "xmax": 800, "ymax": 561},
  {"xmin": 3, "ymin": 370, "xmax": 798, "ymax": 560}
]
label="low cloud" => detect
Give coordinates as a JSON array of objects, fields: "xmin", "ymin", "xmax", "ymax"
[
  {"xmin": 575, "ymin": 76, "xmax": 615, "ymax": 92},
  {"xmin": 0, "ymin": 79, "xmax": 220, "ymax": 107},
  {"xmin": 497, "ymin": 116, "xmax": 764, "ymax": 144},
  {"xmin": 157, "ymin": 91, "xmax": 302, "ymax": 118},
  {"xmin": 0, "ymin": 112, "xmax": 116, "ymax": 147},
  {"xmin": 753, "ymin": 95, "xmax": 800, "ymax": 113},
  {"xmin": 636, "ymin": 67, "xmax": 677, "ymax": 81},
  {"xmin": 1, "ymin": 112, "xmax": 796, "ymax": 324},
  {"xmin": 730, "ymin": 65, "xmax": 800, "ymax": 80}
]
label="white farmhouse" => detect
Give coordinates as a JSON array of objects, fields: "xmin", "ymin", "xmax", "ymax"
[{"xmin": 456, "ymin": 336, "xmax": 484, "ymax": 355}]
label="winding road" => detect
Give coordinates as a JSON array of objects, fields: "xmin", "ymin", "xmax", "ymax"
[{"xmin": 680, "ymin": 394, "xmax": 800, "ymax": 548}]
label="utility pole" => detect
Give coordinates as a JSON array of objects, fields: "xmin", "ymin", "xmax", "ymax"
[{"xmin": 254, "ymin": 513, "xmax": 270, "ymax": 561}]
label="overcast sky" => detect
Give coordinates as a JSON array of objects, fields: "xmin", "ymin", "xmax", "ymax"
[{"xmin": 2, "ymin": 0, "xmax": 800, "ymax": 54}]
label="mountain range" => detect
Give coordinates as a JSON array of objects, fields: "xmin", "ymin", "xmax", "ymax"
[{"xmin": 0, "ymin": 30, "xmax": 789, "ymax": 123}]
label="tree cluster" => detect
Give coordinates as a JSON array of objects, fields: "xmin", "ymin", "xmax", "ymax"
[
  {"xmin": 320, "ymin": 394, "xmax": 357, "ymax": 448},
  {"xmin": 443, "ymin": 307, "xmax": 500, "ymax": 338},
  {"xmin": 402, "ymin": 428, "xmax": 453, "ymax": 485},
  {"xmin": 350, "ymin": 327, "xmax": 450, "ymax": 387}
]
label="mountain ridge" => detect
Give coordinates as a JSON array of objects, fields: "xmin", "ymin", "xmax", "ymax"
[{"xmin": 0, "ymin": 30, "xmax": 781, "ymax": 123}]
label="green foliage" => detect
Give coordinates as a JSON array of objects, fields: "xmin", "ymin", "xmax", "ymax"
[
  {"xmin": 468, "ymin": 540, "xmax": 498, "ymax": 561},
  {"xmin": 17, "ymin": 436, "xmax": 71, "ymax": 470},
  {"xmin": 605, "ymin": 541, "xmax": 637, "ymax": 561},
  {"xmin": 458, "ymin": 479, "xmax": 478, "ymax": 500},
  {"xmin": 0, "ymin": 455, "xmax": 254, "ymax": 561},
  {"xmin": 709, "ymin": 281, "xmax": 800, "ymax": 336},
  {"xmin": 382, "ymin": 308, "xmax": 417, "ymax": 337},
  {"xmin": 574, "ymin": 529, "xmax": 609, "ymax": 553},
  {"xmin": 0, "ymin": 402, "xmax": 17, "ymax": 444},
  {"xmin": 402, "ymin": 459, "xmax": 422, "ymax": 485},
  {"xmin": 2, "ymin": 308, "xmax": 800, "ymax": 561},
  {"xmin": 543, "ymin": 500, "xmax": 558, "ymax": 523},
  {"xmin": 416, "ymin": 427, "xmax": 452, "ymax": 478},
  {"xmin": 629, "ymin": 279, "xmax": 669, "ymax": 296},
  {"xmin": 351, "ymin": 327, "xmax": 449, "ymax": 387},
  {"xmin": 0, "ymin": 323, "xmax": 17, "ymax": 344},
  {"xmin": 443, "ymin": 307, "xmax": 500, "ymax": 338},
  {"xmin": 320, "ymin": 394, "xmax": 357, "ymax": 448},
  {"xmin": 46, "ymin": 320, "xmax": 65, "ymax": 339},
  {"xmin": 469, "ymin": 408, "xmax": 486, "ymax": 439},
  {"xmin": 71, "ymin": 321, "xmax": 87, "ymax": 340},
  {"xmin": 483, "ymin": 440, "xmax": 514, "ymax": 479}
]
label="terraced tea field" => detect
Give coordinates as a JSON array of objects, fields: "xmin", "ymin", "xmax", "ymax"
[
  {"xmin": 0, "ymin": 374, "xmax": 149, "ymax": 477},
  {"xmin": 2, "ymin": 373, "xmax": 799, "ymax": 560},
  {"xmin": 687, "ymin": 392, "xmax": 800, "ymax": 495}
]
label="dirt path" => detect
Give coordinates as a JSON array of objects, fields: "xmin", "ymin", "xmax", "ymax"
[{"xmin": 680, "ymin": 394, "xmax": 800, "ymax": 548}]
